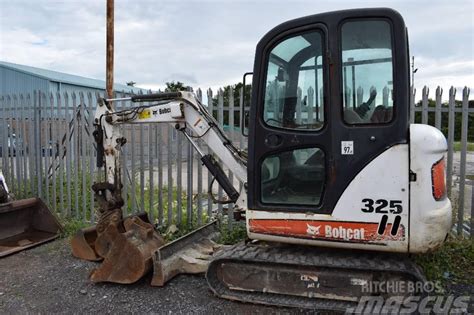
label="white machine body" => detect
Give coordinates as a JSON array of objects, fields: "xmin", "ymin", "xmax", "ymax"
[{"xmin": 247, "ymin": 124, "xmax": 452, "ymax": 253}]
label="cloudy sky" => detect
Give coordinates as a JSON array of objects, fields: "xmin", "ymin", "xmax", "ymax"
[{"xmin": 0, "ymin": 0, "xmax": 473, "ymax": 96}]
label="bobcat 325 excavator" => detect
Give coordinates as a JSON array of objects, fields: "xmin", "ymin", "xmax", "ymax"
[{"xmin": 71, "ymin": 8, "xmax": 452, "ymax": 311}]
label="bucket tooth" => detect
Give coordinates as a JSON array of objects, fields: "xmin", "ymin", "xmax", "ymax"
[
  {"xmin": 0, "ymin": 198, "xmax": 63, "ymax": 258},
  {"xmin": 89, "ymin": 216, "xmax": 164, "ymax": 284}
]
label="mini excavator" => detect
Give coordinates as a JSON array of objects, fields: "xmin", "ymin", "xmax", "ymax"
[{"xmin": 71, "ymin": 8, "xmax": 452, "ymax": 311}]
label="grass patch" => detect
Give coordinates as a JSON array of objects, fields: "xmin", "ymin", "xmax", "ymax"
[
  {"xmin": 218, "ymin": 222, "xmax": 247, "ymax": 245},
  {"xmin": 11, "ymin": 168, "xmax": 245, "ymax": 244},
  {"xmin": 59, "ymin": 217, "xmax": 89, "ymax": 238},
  {"xmin": 453, "ymin": 141, "xmax": 474, "ymax": 152},
  {"xmin": 414, "ymin": 236, "xmax": 474, "ymax": 287}
]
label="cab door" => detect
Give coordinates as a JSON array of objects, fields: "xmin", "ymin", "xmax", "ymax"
[{"xmin": 247, "ymin": 10, "xmax": 410, "ymax": 216}]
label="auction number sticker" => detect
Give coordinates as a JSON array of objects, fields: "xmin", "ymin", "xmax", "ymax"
[{"xmin": 341, "ymin": 141, "xmax": 354, "ymax": 155}]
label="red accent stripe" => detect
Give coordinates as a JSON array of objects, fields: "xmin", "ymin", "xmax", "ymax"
[{"xmin": 249, "ymin": 219, "xmax": 404, "ymax": 243}]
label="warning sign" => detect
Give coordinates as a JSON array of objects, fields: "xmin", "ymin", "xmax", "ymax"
[{"xmin": 138, "ymin": 109, "xmax": 151, "ymax": 119}]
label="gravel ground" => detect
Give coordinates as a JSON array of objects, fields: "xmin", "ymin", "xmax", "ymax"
[
  {"xmin": 1, "ymin": 239, "xmax": 472, "ymax": 314},
  {"xmin": 0, "ymin": 239, "xmax": 290, "ymax": 315}
]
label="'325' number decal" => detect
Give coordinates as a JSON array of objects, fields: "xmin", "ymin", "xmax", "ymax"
[{"xmin": 361, "ymin": 199, "xmax": 403, "ymax": 214}]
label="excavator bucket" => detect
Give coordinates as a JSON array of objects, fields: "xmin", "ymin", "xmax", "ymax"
[
  {"xmin": 0, "ymin": 198, "xmax": 63, "ymax": 257},
  {"xmin": 70, "ymin": 212, "xmax": 152, "ymax": 262},
  {"xmin": 89, "ymin": 215, "xmax": 166, "ymax": 284},
  {"xmin": 151, "ymin": 220, "xmax": 220, "ymax": 286},
  {"xmin": 88, "ymin": 217, "xmax": 220, "ymax": 285}
]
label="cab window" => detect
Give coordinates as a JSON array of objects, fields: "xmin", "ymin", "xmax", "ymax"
[
  {"xmin": 341, "ymin": 20, "xmax": 394, "ymax": 124},
  {"xmin": 261, "ymin": 147, "xmax": 325, "ymax": 205},
  {"xmin": 263, "ymin": 30, "xmax": 325, "ymax": 130}
]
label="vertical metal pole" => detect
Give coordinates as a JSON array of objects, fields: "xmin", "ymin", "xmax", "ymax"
[
  {"xmin": 26, "ymin": 94, "xmax": 35, "ymax": 196},
  {"xmin": 14, "ymin": 95, "xmax": 22, "ymax": 197},
  {"xmin": 228, "ymin": 88, "xmax": 235, "ymax": 229},
  {"xmin": 196, "ymin": 89, "xmax": 203, "ymax": 225},
  {"xmin": 343, "ymin": 66, "xmax": 348, "ymax": 108},
  {"xmin": 421, "ymin": 86, "xmax": 428, "ymax": 125},
  {"xmin": 296, "ymin": 88, "xmax": 302, "ymax": 124},
  {"xmin": 471, "ymin": 179, "xmax": 474, "ymax": 239},
  {"xmin": 238, "ymin": 87, "xmax": 244, "ymax": 194},
  {"xmin": 446, "ymin": 87, "xmax": 455, "ymax": 196},
  {"xmin": 0, "ymin": 97, "xmax": 4, "ymax": 186},
  {"xmin": 88, "ymin": 92, "xmax": 95, "ymax": 222},
  {"xmin": 37, "ymin": 91, "xmax": 48, "ymax": 201},
  {"xmin": 167, "ymin": 125, "xmax": 173, "ymax": 225},
  {"xmin": 207, "ymin": 89, "xmax": 213, "ymax": 219},
  {"xmin": 187, "ymin": 136, "xmax": 193, "ymax": 228},
  {"xmin": 7, "ymin": 95, "xmax": 13, "ymax": 193},
  {"xmin": 106, "ymin": 0, "xmax": 114, "ymax": 99},
  {"xmin": 65, "ymin": 92, "xmax": 72, "ymax": 215},
  {"xmin": 72, "ymin": 93, "xmax": 79, "ymax": 217},
  {"xmin": 57, "ymin": 93, "xmax": 64, "ymax": 214},
  {"xmin": 149, "ymin": 124, "xmax": 155, "ymax": 223},
  {"xmin": 435, "ymin": 87, "xmax": 442, "ymax": 130},
  {"xmin": 409, "ymin": 86, "xmax": 415, "ymax": 124},
  {"xmin": 351, "ymin": 64, "xmax": 356, "ymax": 109},
  {"xmin": 157, "ymin": 125, "xmax": 163, "ymax": 225},
  {"xmin": 197, "ymin": 144, "xmax": 203, "ymax": 225},
  {"xmin": 315, "ymin": 64, "xmax": 320, "ymax": 121},
  {"xmin": 307, "ymin": 87, "xmax": 314, "ymax": 124},
  {"xmin": 19, "ymin": 95, "xmax": 26, "ymax": 197},
  {"xmin": 43, "ymin": 93, "xmax": 51, "ymax": 208},
  {"xmin": 1, "ymin": 96, "xmax": 6, "ymax": 189},
  {"xmin": 140, "ymin": 124, "xmax": 145, "ymax": 212},
  {"xmin": 177, "ymin": 129, "xmax": 182, "ymax": 226},
  {"xmin": 217, "ymin": 90, "xmax": 224, "ymax": 215},
  {"xmin": 131, "ymin": 123, "xmax": 136, "ymax": 213},
  {"xmin": 80, "ymin": 93, "xmax": 87, "ymax": 221},
  {"xmin": 120, "ymin": 96, "xmax": 128, "ymax": 215},
  {"xmin": 50, "ymin": 93, "xmax": 57, "ymax": 213},
  {"xmin": 457, "ymin": 87, "xmax": 469, "ymax": 236}
]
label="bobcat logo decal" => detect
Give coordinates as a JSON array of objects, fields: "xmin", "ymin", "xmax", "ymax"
[{"xmin": 306, "ymin": 224, "xmax": 321, "ymax": 236}]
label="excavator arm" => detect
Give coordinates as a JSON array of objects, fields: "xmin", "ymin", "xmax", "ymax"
[
  {"xmin": 71, "ymin": 91, "xmax": 248, "ymax": 285},
  {"xmin": 94, "ymin": 91, "xmax": 247, "ymax": 210}
]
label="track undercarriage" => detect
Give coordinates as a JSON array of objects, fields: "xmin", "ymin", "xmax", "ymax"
[{"xmin": 207, "ymin": 241, "xmax": 425, "ymax": 311}]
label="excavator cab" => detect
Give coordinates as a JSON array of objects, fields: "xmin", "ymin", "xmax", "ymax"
[
  {"xmin": 206, "ymin": 9, "xmax": 451, "ymax": 309},
  {"xmin": 245, "ymin": 8, "xmax": 451, "ymax": 252},
  {"xmin": 249, "ymin": 8, "xmax": 408, "ymax": 213}
]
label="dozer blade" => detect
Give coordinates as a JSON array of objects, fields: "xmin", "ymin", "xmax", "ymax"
[
  {"xmin": 70, "ymin": 212, "xmax": 151, "ymax": 261},
  {"xmin": 0, "ymin": 198, "xmax": 63, "ymax": 258},
  {"xmin": 151, "ymin": 220, "xmax": 220, "ymax": 286},
  {"xmin": 89, "ymin": 215, "xmax": 165, "ymax": 284}
]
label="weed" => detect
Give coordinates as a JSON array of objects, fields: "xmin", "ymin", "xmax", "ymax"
[
  {"xmin": 59, "ymin": 217, "xmax": 89, "ymax": 238},
  {"xmin": 218, "ymin": 222, "xmax": 247, "ymax": 245},
  {"xmin": 414, "ymin": 236, "xmax": 474, "ymax": 286}
]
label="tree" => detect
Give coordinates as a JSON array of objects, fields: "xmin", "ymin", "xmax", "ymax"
[{"xmin": 165, "ymin": 81, "xmax": 186, "ymax": 92}]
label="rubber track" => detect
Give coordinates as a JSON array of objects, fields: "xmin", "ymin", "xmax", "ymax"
[{"xmin": 206, "ymin": 242, "xmax": 426, "ymax": 312}]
